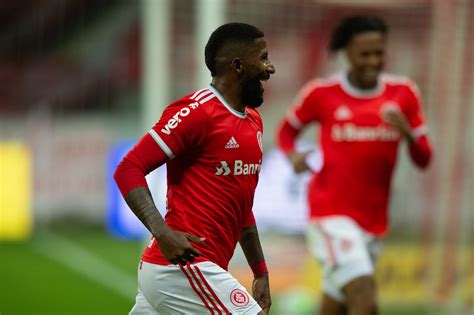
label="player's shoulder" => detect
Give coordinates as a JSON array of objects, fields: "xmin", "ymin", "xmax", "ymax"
[
  {"xmin": 171, "ymin": 88, "xmax": 216, "ymax": 108},
  {"xmin": 381, "ymin": 73, "xmax": 421, "ymax": 97},
  {"xmin": 157, "ymin": 88, "xmax": 219, "ymax": 132},
  {"xmin": 165, "ymin": 88, "xmax": 217, "ymax": 115},
  {"xmin": 292, "ymin": 73, "xmax": 342, "ymax": 107},
  {"xmin": 300, "ymin": 73, "xmax": 342, "ymax": 94},
  {"xmin": 246, "ymin": 107, "xmax": 263, "ymax": 125}
]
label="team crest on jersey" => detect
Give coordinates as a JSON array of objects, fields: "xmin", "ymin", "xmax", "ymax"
[
  {"xmin": 256, "ymin": 131, "xmax": 263, "ymax": 153},
  {"xmin": 230, "ymin": 289, "xmax": 249, "ymax": 307},
  {"xmin": 334, "ymin": 105, "xmax": 353, "ymax": 121}
]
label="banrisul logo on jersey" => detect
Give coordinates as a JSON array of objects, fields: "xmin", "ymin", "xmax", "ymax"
[
  {"xmin": 215, "ymin": 160, "xmax": 261, "ymax": 176},
  {"xmin": 331, "ymin": 123, "xmax": 399, "ymax": 142}
]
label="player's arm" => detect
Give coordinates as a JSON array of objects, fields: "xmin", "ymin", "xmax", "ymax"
[
  {"xmin": 114, "ymin": 102, "xmax": 207, "ymax": 265},
  {"xmin": 407, "ymin": 134, "xmax": 432, "ymax": 168},
  {"xmin": 276, "ymin": 81, "xmax": 320, "ymax": 173},
  {"xmin": 382, "ymin": 84, "xmax": 432, "ymax": 168},
  {"xmin": 239, "ymin": 222, "xmax": 271, "ymax": 314},
  {"xmin": 123, "ymin": 186, "xmax": 204, "ymax": 265}
]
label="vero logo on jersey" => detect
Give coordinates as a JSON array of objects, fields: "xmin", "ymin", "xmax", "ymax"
[
  {"xmin": 215, "ymin": 160, "xmax": 261, "ymax": 176},
  {"xmin": 161, "ymin": 106, "xmax": 194, "ymax": 135},
  {"xmin": 160, "ymin": 102, "xmax": 201, "ymax": 135}
]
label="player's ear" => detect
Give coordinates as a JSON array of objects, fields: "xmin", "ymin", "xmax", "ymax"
[{"xmin": 231, "ymin": 57, "xmax": 244, "ymax": 75}]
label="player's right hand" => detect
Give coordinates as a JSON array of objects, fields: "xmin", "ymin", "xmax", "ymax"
[
  {"xmin": 288, "ymin": 151, "xmax": 311, "ymax": 173},
  {"xmin": 156, "ymin": 229, "xmax": 205, "ymax": 266}
]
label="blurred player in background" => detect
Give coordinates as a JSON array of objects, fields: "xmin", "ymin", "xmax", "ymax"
[
  {"xmin": 114, "ymin": 22, "xmax": 275, "ymax": 314},
  {"xmin": 277, "ymin": 15, "xmax": 432, "ymax": 315}
]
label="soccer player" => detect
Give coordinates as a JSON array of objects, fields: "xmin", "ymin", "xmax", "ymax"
[
  {"xmin": 277, "ymin": 15, "xmax": 432, "ymax": 315},
  {"xmin": 114, "ymin": 23, "xmax": 275, "ymax": 314}
]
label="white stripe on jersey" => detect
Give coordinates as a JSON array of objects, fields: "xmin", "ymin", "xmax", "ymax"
[
  {"xmin": 412, "ymin": 124, "xmax": 428, "ymax": 138},
  {"xmin": 382, "ymin": 73, "xmax": 422, "ymax": 100},
  {"xmin": 198, "ymin": 93, "xmax": 215, "ymax": 105},
  {"xmin": 191, "ymin": 89, "xmax": 212, "ymax": 101},
  {"xmin": 190, "ymin": 88, "xmax": 208, "ymax": 100},
  {"xmin": 287, "ymin": 111, "xmax": 304, "ymax": 129},
  {"xmin": 148, "ymin": 129, "xmax": 175, "ymax": 159}
]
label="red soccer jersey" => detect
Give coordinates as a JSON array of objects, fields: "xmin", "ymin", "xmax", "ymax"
[
  {"xmin": 277, "ymin": 72, "xmax": 432, "ymax": 236},
  {"xmin": 115, "ymin": 86, "xmax": 264, "ymax": 270}
]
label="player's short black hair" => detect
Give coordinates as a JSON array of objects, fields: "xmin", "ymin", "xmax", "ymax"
[
  {"xmin": 329, "ymin": 15, "xmax": 387, "ymax": 52},
  {"xmin": 205, "ymin": 22, "xmax": 264, "ymax": 76}
]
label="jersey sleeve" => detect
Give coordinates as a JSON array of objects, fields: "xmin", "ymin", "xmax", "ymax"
[
  {"xmin": 277, "ymin": 80, "xmax": 323, "ymax": 154},
  {"xmin": 244, "ymin": 211, "xmax": 256, "ymax": 228},
  {"xmin": 403, "ymin": 82, "xmax": 427, "ymax": 138},
  {"xmin": 149, "ymin": 100, "xmax": 209, "ymax": 159},
  {"xmin": 114, "ymin": 133, "xmax": 168, "ymax": 197},
  {"xmin": 403, "ymin": 82, "xmax": 433, "ymax": 168},
  {"xmin": 289, "ymin": 80, "xmax": 324, "ymax": 127},
  {"xmin": 114, "ymin": 100, "xmax": 209, "ymax": 197}
]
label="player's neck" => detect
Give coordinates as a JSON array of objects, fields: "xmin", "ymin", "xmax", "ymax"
[
  {"xmin": 347, "ymin": 71, "xmax": 378, "ymax": 90},
  {"xmin": 210, "ymin": 80, "xmax": 246, "ymax": 113}
]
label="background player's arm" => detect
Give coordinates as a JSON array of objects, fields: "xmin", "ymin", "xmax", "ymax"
[
  {"xmin": 382, "ymin": 86, "xmax": 432, "ymax": 168},
  {"xmin": 382, "ymin": 107, "xmax": 415, "ymax": 142},
  {"xmin": 277, "ymin": 82, "xmax": 321, "ymax": 173},
  {"xmin": 239, "ymin": 224, "xmax": 271, "ymax": 314}
]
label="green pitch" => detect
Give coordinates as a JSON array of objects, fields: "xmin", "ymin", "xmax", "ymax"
[{"xmin": 0, "ymin": 225, "xmax": 431, "ymax": 315}]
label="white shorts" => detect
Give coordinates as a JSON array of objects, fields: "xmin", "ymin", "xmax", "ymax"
[
  {"xmin": 129, "ymin": 261, "xmax": 262, "ymax": 315},
  {"xmin": 306, "ymin": 216, "xmax": 382, "ymax": 302}
]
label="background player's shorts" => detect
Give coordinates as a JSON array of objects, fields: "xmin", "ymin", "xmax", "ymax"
[
  {"xmin": 306, "ymin": 216, "xmax": 382, "ymax": 302},
  {"xmin": 129, "ymin": 260, "xmax": 262, "ymax": 315}
]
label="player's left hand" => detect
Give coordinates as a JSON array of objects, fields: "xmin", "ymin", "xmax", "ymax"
[
  {"xmin": 252, "ymin": 274, "xmax": 271, "ymax": 314},
  {"xmin": 382, "ymin": 107, "xmax": 415, "ymax": 143}
]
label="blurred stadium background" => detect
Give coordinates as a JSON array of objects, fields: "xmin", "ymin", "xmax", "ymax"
[{"xmin": 0, "ymin": 0, "xmax": 472, "ymax": 314}]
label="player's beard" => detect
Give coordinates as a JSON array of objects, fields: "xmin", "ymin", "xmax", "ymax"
[{"xmin": 241, "ymin": 77, "xmax": 264, "ymax": 109}]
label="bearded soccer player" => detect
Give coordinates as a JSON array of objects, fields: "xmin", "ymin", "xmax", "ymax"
[
  {"xmin": 114, "ymin": 23, "xmax": 275, "ymax": 314},
  {"xmin": 277, "ymin": 15, "xmax": 432, "ymax": 315}
]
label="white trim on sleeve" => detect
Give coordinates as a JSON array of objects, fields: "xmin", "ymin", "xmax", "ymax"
[
  {"xmin": 148, "ymin": 129, "xmax": 175, "ymax": 159},
  {"xmin": 287, "ymin": 111, "xmax": 304, "ymax": 129},
  {"xmin": 412, "ymin": 124, "xmax": 428, "ymax": 139}
]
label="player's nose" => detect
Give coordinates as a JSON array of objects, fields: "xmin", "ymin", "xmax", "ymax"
[{"xmin": 266, "ymin": 63, "xmax": 275, "ymax": 76}]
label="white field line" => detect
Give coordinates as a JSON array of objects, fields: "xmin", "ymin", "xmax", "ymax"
[{"xmin": 31, "ymin": 229, "xmax": 137, "ymax": 299}]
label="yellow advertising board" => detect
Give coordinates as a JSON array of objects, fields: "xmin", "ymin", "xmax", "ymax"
[{"xmin": 0, "ymin": 142, "xmax": 32, "ymax": 239}]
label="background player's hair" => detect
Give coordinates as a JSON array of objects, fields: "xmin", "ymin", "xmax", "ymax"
[
  {"xmin": 329, "ymin": 15, "xmax": 387, "ymax": 53},
  {"xmin": 205, "ymin": 22, "xmax": 264, "ymax": 76}
]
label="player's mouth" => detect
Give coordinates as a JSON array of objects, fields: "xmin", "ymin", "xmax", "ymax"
[
  {"xmin": 362, "ymin": 68, "xmax": 379, "ymax": 79},
  {"xmin": 359, "ymin": 68, "xmax": 379, "ymax": 87},
  {"xmin": 259, "ymin": 76, "xmax": 270, "ymax": 92}
]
